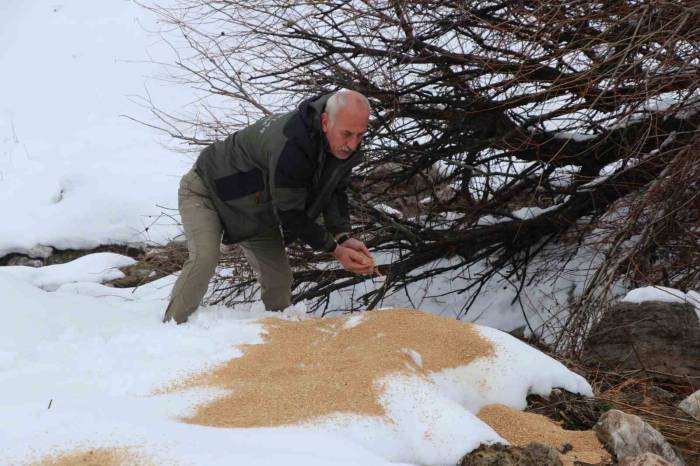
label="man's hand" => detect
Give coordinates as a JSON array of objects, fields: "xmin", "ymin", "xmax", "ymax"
[
  {"xmin": 332, "ymin": 244, "xmax": 374, "ymax": 275},
  {"xmin": 339, "ymin": 237, "xmax": 371, "ymax": 259}
]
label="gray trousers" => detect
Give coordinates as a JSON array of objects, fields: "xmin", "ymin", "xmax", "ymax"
[{"xmin": 163, "ymin": 167, "xmax": 293, "ymax": 324}]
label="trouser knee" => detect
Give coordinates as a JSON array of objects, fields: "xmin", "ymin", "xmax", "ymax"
[{"xmin": 185, "ymin": 248, "xmax": 219, "ymax": 277}]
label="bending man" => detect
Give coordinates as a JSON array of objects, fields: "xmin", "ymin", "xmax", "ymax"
[{"xmin": 163, "ymin": 90, "xmax": 374, "ymax": 324}]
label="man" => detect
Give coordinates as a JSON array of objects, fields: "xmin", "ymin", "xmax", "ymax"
[{"xmin": 163, "ymin": 90, "xmax": 375, "ymax": 324}]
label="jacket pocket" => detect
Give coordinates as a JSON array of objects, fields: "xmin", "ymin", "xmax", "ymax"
[
  {"xmin": 219, "ymin": 191, "xmax": 278, "ymax": 244},
  {"xmin": 214, "ymin": 168, "xmax": 265, "ymax": 201}
]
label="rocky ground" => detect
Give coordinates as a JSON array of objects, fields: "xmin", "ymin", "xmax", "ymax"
[{"xmin": 508, "ymin": 299, "xmax": 700, "ymax": 466}]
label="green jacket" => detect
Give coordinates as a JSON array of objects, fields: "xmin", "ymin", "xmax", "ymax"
[{"xmin": 195, "ymin": 93, "xmax": 362, "ymax": 251}]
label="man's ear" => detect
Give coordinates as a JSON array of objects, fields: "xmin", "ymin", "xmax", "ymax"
[{"xmin": 321, "ymin": 112, "xmax": 329, "ymax": 133}]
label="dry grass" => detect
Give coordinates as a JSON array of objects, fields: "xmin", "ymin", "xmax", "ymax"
[
  {"xmin": 110, "ymin": 242, "xmax": 188, "ymax": 289},
  {"xmin": 594, "ymin": 376, "xmax": 700, "ymax": 464},
  {"xmin": 563, "ymin": 361, "xmax": 700, "ymax": 465},
  {"xmin": 518, "ymin": 339, "xmax": 699, "ymax": 464}
]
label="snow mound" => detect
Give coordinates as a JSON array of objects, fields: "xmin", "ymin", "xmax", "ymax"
[
  {"xmin": 1, "ymin": 255, "xmax": 594, "ymax": 466},
  {"xmin": 0, "ymin": 252, "xmax": 135, "ymax": 291},
  {"xmin": 169, "ymin": 309, "xmax": 592, "ymax": 465}
]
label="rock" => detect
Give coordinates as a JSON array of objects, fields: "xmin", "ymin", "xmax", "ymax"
[
  {"xmin": 5, "ymin": 256, "xmax": 43, "ymax": 267},
  {"xmin": 27, "ymin": 244, "xmax": 54, "ymax": 259},
  {"xmin": 458, "ymin": 442, "xmax": 562, "ymax": 466},
  {"xmin": 678, "ymin": 390, "xmax": 700, "ymax": 419},
  {"xmin": 594, "ymin": 410, "xmax": 684, "ymax": 466},
  {"xmin": 645, "ymin": 386, "xmax": 676, "ymax": 404},
  {"xmin": 2, "ymin": 245, "xmax": 54, "ymax": 266},
  {"xmin": 618, "ymin": 452, "xmax": 673, "ymax": 465},
  {"xmin": 108, "ymin": 262, "xmax": 160, "ymax": 288},
  {"xmin": 582, "ymin": 301, "xmax": 700, "ymax": 385}
]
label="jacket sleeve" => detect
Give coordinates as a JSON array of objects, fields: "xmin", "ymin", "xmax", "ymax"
[
  {"xmin": 272, "ymin": 141, "xmax": 337, "ymax": 252},
  {"xmin": 322, "ymin": 177, "xmax": 351, "ymax": 235}
]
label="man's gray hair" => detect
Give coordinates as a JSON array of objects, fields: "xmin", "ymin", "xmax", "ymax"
[{"xmin": 325, "ymin": 90, "xmax": 370, "ymax": 124}]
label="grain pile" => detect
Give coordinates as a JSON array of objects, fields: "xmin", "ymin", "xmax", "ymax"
[
  {"xmin": 29, "ymin": 447, "xmax": 148, "ymax": 466},
  {"xmin": 478, "ymin": 404, "xmax": 610, "ymax": 466},
  {"xmin": 176, "ymin": 308, "xmax": 495, "ymax": 428}
]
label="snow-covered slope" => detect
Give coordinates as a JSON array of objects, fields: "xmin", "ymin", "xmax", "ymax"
[
  {"xmin": 0, "ymin": 1, "xmax": 193, "ymax": 257},
  {"xmin": 0, "ymin": 255, "xmax": 592, "ymax": 466}
]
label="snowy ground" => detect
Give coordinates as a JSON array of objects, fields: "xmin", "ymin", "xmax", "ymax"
[
  {"xmin": 0, "ymin": 1, "xmax": 193, "ymax": 258},
  {"xmin": 1, "ymin": 2, "xmax": 699, "ymax": 465},
  {"xmin": 0, "ymin": 254, "xmax": 593, "ymax": 466},
  {"xmin": 0, "ymin": 251, "xmax": 694, "ymax": 465}
]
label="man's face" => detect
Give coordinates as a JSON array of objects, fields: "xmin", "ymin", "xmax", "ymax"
[{"xmin": 321, "ymin": 106, "xmax": 369, "ymax": 160}]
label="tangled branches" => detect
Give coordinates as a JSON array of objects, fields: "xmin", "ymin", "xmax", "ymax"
[{"xmin": 143, "ymin": 0, "xmax": 700, "ymax": 350}]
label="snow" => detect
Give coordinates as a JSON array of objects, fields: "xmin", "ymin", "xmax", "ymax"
[
  {"xmin": 553, "ymin": 131, "xmax": 597, "ymax": 141},
  {"xmin": 0, "ymin": 1, "xmax": 194, "ymax": 258},
  {"xmin": 623, "ymin": 286, "xmax": 700, "ymax": 320},
  {"xmin": 548, "ymin": 166, "xmax": 576, "ymax": 189},
  {"xmin": 0, "ymin": 253, "xmax": 592, "ymax": 465},
  {"xmin": 374, "ymin": 203, "xmax": 403, "ymax": 217},
  {"xmin": 0, "ymin": 2, "xmax": 681, "ymax": 465},
  {"xmin": 322, "ymin": 231, "xmax": 631, "ymax": 342},
  {"xmin": 0, "ymin": 252, "xmax": 135, "ymax": 291},
  {"xmin": 401, "ymin": 348, "xmax": 424, "ymax": 368},
  {"xmin": 0, "ymin": 0, "xmax": 628, "ymax": 348},
  {"xmin": 280, "ymin": 301, "xmax": 312, "ymax": 321},
  {"xmin": 511, "ymin": 205, "xmax": 553, "ymax": 220},
  {"xmin": 476, "ymin": 214, "xmax": 500, "ymax": 226},
  {"xmin": 344, "ymin": 313, "xmax": 367, "ymax": 329},
  {"xmin": 476, "ymin": 205, "xmax": 562, "ymax": 226}
]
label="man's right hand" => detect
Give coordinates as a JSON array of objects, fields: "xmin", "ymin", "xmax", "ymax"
[{"xmin": 332, "ymin": 245, "xmax": 374, "ymax": 275}]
